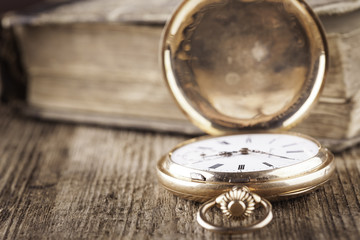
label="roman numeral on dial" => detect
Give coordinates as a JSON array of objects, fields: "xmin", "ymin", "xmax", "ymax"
[
  {"xmin": 263, "ymin": 162, "xmax": 274, "ymax": 168},
  {"xmin": 238, "ymin": 164, "xmax": 245, "ymax": 170},
  {"xmin": 209, "ymin": 163, "xmax": 223, "ymax": 169}
]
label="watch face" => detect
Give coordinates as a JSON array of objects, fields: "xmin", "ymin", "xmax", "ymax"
[{"xmin": 170, "ymin": 133, "xmax": 320, "ymax": 173}]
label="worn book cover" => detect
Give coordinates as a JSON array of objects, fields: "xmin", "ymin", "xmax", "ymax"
[{"xmin": 1, "ymin": 0, "xmax": 360, "ymax": 150}]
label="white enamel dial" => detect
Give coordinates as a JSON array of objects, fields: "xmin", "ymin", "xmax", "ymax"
[{"xmin": 170, "ymin": 133, "xmax": 320, "ymax": 173}]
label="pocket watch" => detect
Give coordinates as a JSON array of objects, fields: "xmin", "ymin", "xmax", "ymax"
[{"xmin": 156, "ymin": 0, "xmax": 335, "ymax": 234}]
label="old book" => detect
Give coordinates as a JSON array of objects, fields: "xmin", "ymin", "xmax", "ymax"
[{"xmin": 1, "ymin": 0, "xmax": 360, "ymax": 151}]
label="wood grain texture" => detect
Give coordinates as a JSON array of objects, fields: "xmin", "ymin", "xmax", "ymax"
[{"xmin": 0, "ymin": 104, "xmax": 359, "ymax": 239}]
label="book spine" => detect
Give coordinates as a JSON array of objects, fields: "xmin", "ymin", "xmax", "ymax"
[{"xmin": 0, "ymin": 26, "xmax": 27, "ymax": 102}]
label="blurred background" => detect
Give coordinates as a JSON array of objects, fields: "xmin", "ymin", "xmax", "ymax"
[
  {"xmin": 1, "ymin": 0, "xmax": 360, "ymax": 151},
  {"xmin": 0, "ymin": 0, "xmax": 43, "ymax": 14}
]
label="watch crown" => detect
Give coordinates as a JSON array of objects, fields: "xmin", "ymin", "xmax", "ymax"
[{"xmin": 216, "ymin": 186, "xmax": 256, "ymax": 219}]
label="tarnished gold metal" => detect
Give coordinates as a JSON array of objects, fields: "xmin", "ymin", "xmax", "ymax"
[
  {"xmin": 197, "ymin": 187, "xmax": 273, "ymax": 234},
  {"xmin": 161, "ymin": 0, "xmax": 328, "ymax": 135},
  {"xmin": 158, "ymin": 0, "xmax": 332, "ymax": 235}
]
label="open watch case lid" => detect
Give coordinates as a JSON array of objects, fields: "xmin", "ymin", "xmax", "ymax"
[{"xmin": 161, "ymin": 0, "xmax": 328, "ymax": 135}]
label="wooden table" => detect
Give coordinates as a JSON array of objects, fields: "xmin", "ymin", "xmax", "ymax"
[{"xmin": 0, "ymin": 105, "xmax": 359, "ymax": 239}]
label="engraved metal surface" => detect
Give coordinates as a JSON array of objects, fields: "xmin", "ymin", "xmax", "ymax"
[
  {"xmin": 216, "ymin": 186, "xmax": 256, "ymax": 218},
  {"xmin": 162, "ymin": 0, "xmax": 328, "ymax": 134},
  {"xmin": 197, "ymin": 187, "xmax": 273, "ymax": 234}
]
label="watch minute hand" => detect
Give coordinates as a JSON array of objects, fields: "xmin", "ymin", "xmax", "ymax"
[{"xmin": 242, "ymin": 148, "xmax": 298, "ymax": 160}]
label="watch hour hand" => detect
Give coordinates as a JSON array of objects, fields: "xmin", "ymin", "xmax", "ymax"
[
  {"xmin": 202, "ymin": 151, "xmax": 236, "ymax": 159},
  {"xmin": 189, "ymin": 151, "xmax": 237, "ymax": 165}
]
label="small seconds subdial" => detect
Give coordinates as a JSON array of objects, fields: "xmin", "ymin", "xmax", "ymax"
[{"xmin": 170, "ymin": 133, "xmax": 320, "ymax": 173}]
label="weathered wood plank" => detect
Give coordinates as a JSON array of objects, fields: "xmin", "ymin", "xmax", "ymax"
[{"xmin": 0, "ymin": 104, "xmax": 359, "ymax": 239}]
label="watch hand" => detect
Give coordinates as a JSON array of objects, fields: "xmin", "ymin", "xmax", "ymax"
[
  {"xmin": 240, "ymin": 148, "xmax": 298, "ymax": 160},
  {"xmin": 191, "ymin": 151, "xmax": 243, "ymax": 164},
  {"xmin": 192, "ymin": 147, "xmax": 297, "ymax": 165},
  {"xmin": 189, "ymin": 151, "xmax": 239, "ymax": 165},
  {"xmin": 202, "ymin": 151, "xmax": 238, "ymax": 159}
]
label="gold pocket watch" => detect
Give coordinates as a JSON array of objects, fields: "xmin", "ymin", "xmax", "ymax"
[{"xmin": 156, "ymin": 0, "xmax": 335, "ymax": 234}]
